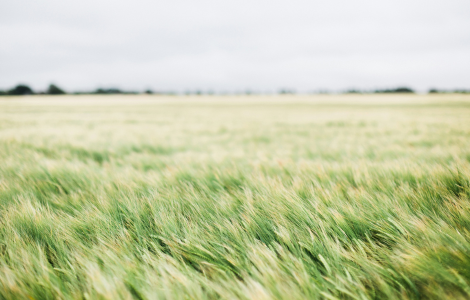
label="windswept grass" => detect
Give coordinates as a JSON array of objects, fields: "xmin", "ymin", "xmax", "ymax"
[{"xmin": 0, "ymin": 94, "xmax": 470, "ymax": 299}]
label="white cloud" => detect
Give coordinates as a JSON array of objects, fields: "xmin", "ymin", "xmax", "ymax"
[{"xmin": 1, "ymin": 0, "xmax": 469, "ymax": 92}]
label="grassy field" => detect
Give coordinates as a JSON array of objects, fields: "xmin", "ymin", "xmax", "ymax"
[{"xmin": 1, "ymin": 94, "xmax": 470, "ymax": 299}]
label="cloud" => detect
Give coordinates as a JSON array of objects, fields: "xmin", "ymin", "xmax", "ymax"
[{"xmin": 1, "ymin": 0, "xmax": 469, "ymax": 92}]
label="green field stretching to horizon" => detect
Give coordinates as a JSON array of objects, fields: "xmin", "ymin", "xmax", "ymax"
[{"xmin": 1, "ymin": 94, "xmax": 470, "ymax": 299}]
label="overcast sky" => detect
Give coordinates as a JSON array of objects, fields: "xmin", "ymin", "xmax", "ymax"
[{"xmin": 1, "ymin": 0, "xmax": 469, "ymax": 92}]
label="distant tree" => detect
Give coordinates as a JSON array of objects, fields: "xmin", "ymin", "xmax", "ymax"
[
  {"xmin": 375, "ymin": 87, "xmax": 414, "ymax": 94},
  {"xmin": 47, "ymin": 84, "xmax": 66, "ymax": 95},
  {"xmin": 8, "ymin": 84, "xmax": 34, "ymax": 95},
  {"xmin": 144, "ymin": 89, "xmax": 153, "ymax": 94},
  {"xmin": 107, "ymin": 88, "xmax": 122, "ymax": 94},
  {"xmin": 94, "ymin": 88, "xmax": 122, "ymax": 94},
  {"xmin": 0, "ymin": 90, "xmax": 6, "ymax": 96},
  {"xmin": 394, "ymin": 87, "xmax": 414, "ymax": 93},
  {"xmin": 428, "ymin": 88, "xmax": 439, "ymax": 94}
]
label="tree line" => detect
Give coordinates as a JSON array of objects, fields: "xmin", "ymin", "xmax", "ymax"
[
  {"xmin": 0, "ymin": 84, "xmax": 68, "ymax": 95},
  {"xmin": 345, "ymin": 87, "xmax": 469, "ymax": 94},
  {"xmin": 1, "ymin": 84, "xmax": 469, "ymax": 96},
  {"xmin": 0, "ymin": 84, "xmax": 155, "ymax": 96}
]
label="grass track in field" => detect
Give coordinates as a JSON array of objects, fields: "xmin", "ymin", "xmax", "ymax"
[{"xmin": 0, "ymin": 94, "xmax": 470, "ymax": 299}]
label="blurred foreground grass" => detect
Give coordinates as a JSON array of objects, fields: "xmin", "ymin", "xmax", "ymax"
[{"xmin": 1, "ymin": 94, "xmax": 470, "ymax": 299}]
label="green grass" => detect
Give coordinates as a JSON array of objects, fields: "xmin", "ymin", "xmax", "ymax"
[{"xmin": 1, "ymin": 94, "xmax": 470, "ymax": 299}]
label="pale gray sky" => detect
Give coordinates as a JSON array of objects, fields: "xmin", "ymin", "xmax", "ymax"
[{"xmin": 1, "ymin": 0, "xmax": 469, "ymax": 92}]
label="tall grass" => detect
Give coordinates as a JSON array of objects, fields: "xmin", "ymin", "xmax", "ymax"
[{"xmin": 0, "ymin": 94, "xmax": 470, "ymax": 299}]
